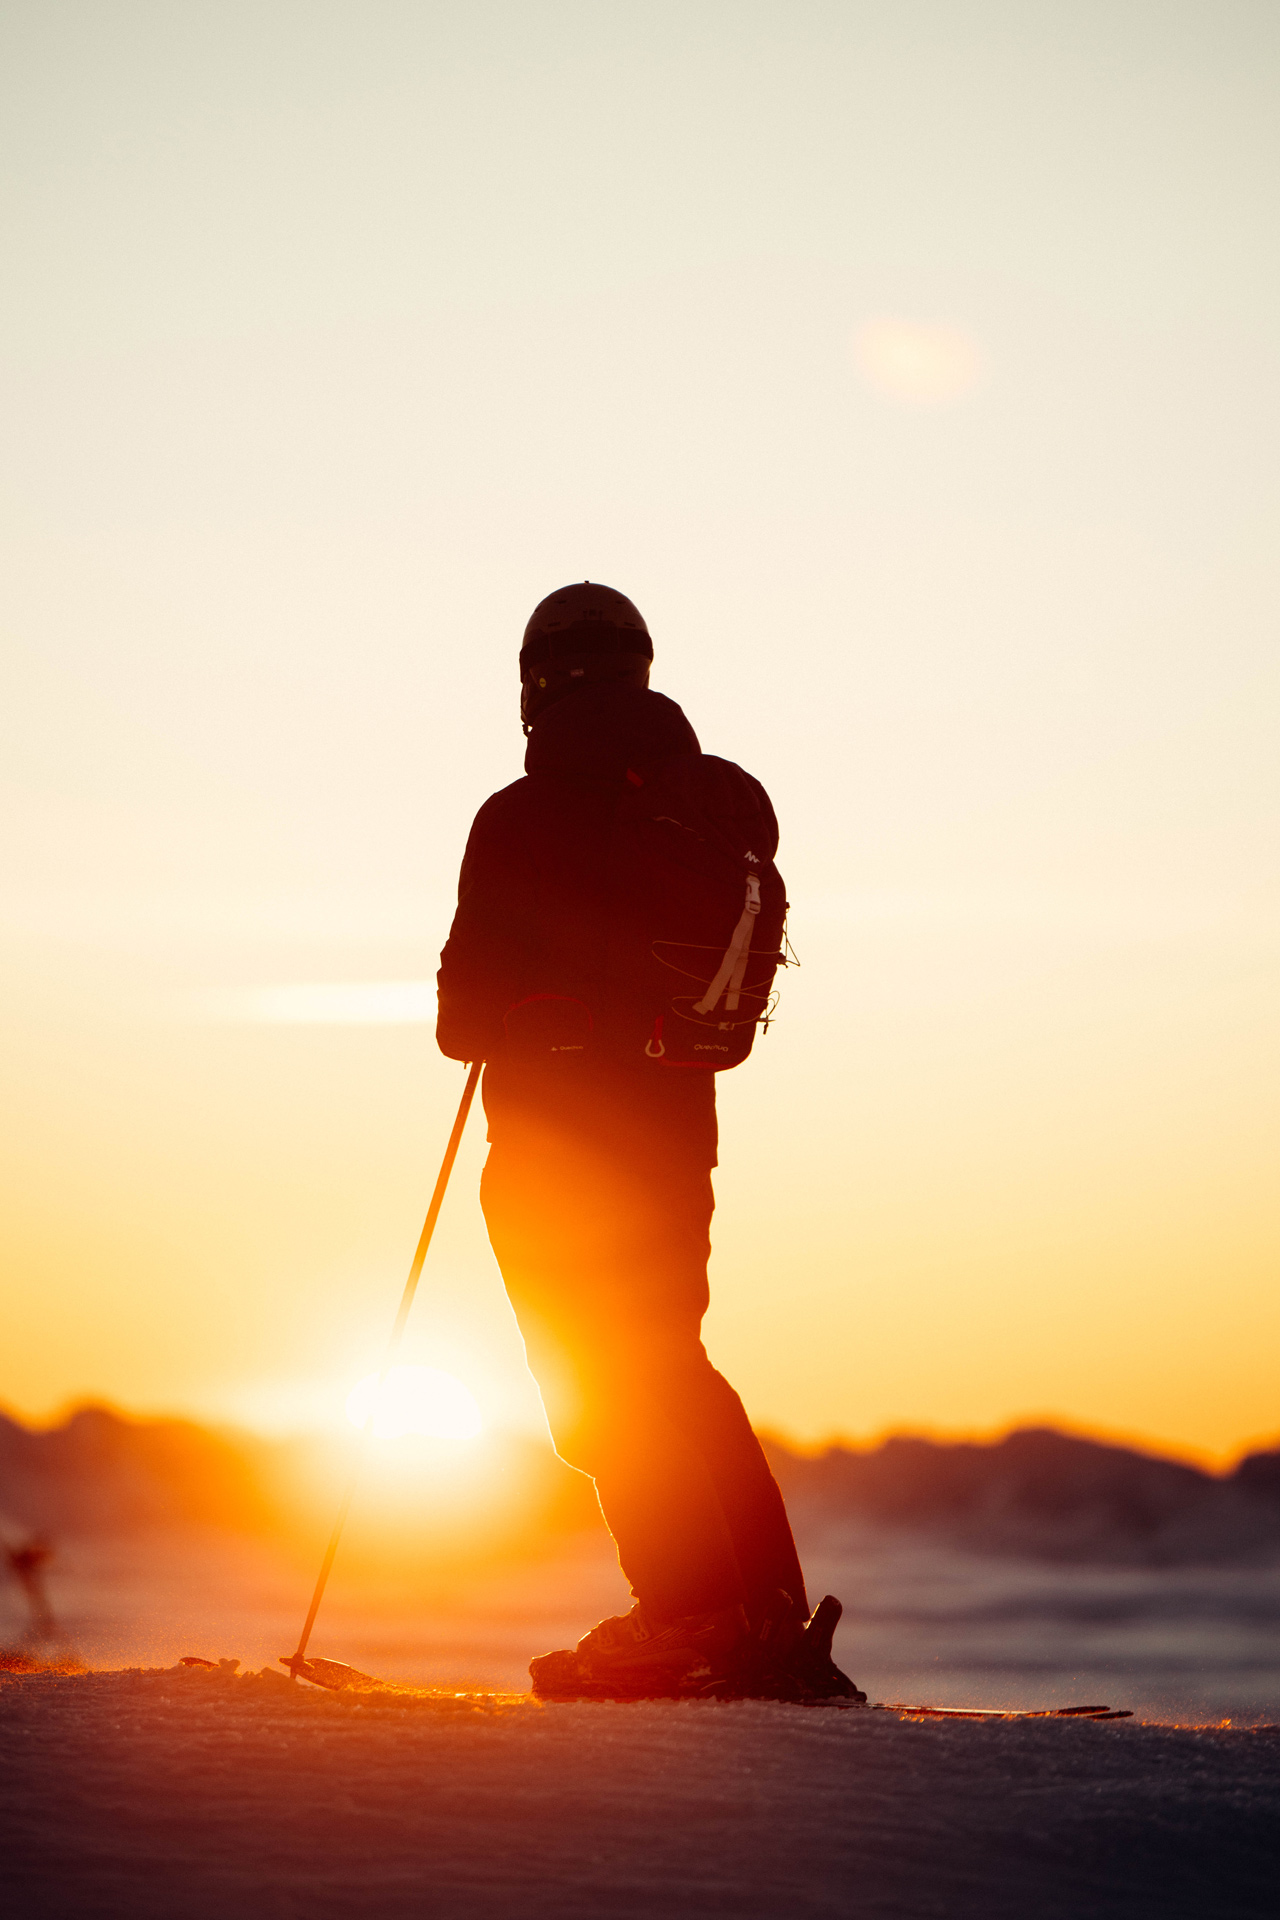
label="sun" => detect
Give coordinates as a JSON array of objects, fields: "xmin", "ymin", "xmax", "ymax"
[{"xmin": 345, "ymin": 1365, "xmax": 483, "ymax": 1440}]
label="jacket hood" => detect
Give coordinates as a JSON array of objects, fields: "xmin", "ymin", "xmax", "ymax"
[{"xmin": 523, "ymin": 684, "xmax": 700, "ymax": 783}]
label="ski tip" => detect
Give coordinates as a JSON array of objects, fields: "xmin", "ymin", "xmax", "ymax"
[{"xmin": 876, "ymin": 1702, "xmax": 1132, "ymax": 1721}]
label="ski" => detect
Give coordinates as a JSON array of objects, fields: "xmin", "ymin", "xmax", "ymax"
[
  {"xmin": 273, "ymin": 1658, "xmax": 1131, "ymax": 1719},
  {"xmin": 875, "ymin": 1702, "xmax": 1132, "ymax": 1720}
]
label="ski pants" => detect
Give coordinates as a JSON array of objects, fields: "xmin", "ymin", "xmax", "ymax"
[{"xmin": 480, "ymin": 1133, "xmax": 808, "ymax": 1625}]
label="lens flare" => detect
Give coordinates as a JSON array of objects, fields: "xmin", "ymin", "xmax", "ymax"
[
  {"xmin": 854, "ymin": 319, "xmax": 982, "ymax": 405},
  {"xmin": 346, "ymin": 1365, "xmax": 483, "ymax": 1440}
]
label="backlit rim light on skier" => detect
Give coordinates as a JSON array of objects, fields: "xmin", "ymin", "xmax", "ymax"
[{"xmin": 345, "ymin": 1366, "xmax": 483, "ymax": 1441}]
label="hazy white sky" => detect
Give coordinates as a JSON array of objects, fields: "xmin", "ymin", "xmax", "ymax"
[{"xmin": 2, "ymin": 1, "xmax": 1278, "ymax": 1459}]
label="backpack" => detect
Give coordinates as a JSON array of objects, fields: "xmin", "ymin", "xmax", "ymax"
[{"xmin": 504, "ymin": 753, "xmax": 788, "ymax": 1071}]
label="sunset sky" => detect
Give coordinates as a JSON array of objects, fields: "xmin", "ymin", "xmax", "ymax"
[{"xmin": 2, "ymin": 1, "xmax": 1277, "ymax": 1466}]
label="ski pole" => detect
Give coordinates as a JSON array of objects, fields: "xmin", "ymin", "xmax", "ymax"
[{"xmin": 282, "ymin": 1058, "xmax": 483, "ymax": 1679}]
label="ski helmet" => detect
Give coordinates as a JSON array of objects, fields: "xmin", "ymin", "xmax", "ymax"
[{"xmin": 519, "ymin": 581, "xmax": 653, "ymax": 728}]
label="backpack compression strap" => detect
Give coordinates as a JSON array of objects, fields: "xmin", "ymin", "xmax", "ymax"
[{"xmin": 694, "ymin": 873, "xmax": 762, "ymax": 1016}]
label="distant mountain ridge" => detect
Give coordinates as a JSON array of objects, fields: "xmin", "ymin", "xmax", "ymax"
[
  {"xmin": 763, "ymin": 1427, "xmax": 1280, "ymax": 1566},
  {"xmin": 3, "ymin": 1405, "xmax": 1279, "ymax": 1566},
  {"xmin": 0, "ymin": 1405, "xmax": 600, "ymax": 1566},
  {"xmin": 0, "ymin": 1405, "xmax": 278, "ymax": 1538}
]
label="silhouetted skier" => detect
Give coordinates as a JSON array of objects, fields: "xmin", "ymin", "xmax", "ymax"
[
  {"xmin": 437, "ymin": 583, "xmax": 861, "ymax": 1700},
  {"xmin": 5, "ymin": 1536, "xmax": 56, "ymax": 1641}
]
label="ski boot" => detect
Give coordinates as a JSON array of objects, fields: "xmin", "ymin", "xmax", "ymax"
[
  {"xmin": 706, "ymin": 1591, "xmax": 867, "ymax": 1703},
  {"xmin": 530, "ymin": 1600, "xmax": 752, "ymax": 1701},
  {"xmin": 786, "ymin": 1594, "xmax": 866, "ymax": 1702}
]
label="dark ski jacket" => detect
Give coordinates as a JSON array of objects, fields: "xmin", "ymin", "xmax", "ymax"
[{"xmin": 437, "ymin": 683, "xmax": 726, "ymax": 1165}]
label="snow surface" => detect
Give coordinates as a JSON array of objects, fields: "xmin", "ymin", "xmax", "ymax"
[
  {"xmin": 7, "ymin": 1523, "xmax": 1278, "ymax": 1726},
  {"xmin": 2, "ymin": 1664, "xmax": 1277, "ymax": 1920}
]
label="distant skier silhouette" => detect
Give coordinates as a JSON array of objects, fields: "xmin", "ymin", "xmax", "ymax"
[
  {"xmin": 6, "ymin": 1536, "xmax": 56, "ymax": 1641},
  {"xmin": 437, "ymin": 582, "xmax": 862, "ymax": 1701},
  {"xmin": 0, "ymin": 1532, "xmax": 84, "ymax": 1673}
]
